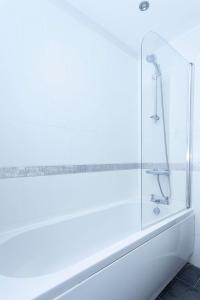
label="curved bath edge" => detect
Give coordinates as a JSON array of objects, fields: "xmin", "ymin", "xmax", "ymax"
[
  {"xmin": 37, "ymin": 209, "xmax": 194, "ymax": 300},
  {"xmin": 0, "ymin": 207, "xmax": 194, "ymax": 300}
]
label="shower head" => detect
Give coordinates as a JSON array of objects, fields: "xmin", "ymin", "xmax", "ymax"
[
  {"xmin": 146, "ymin": 54, "xmax": 157, "ymax": 63},
  {"xmin": 146, "ymin": 54, "xmax": 161, "ymax": 76}
]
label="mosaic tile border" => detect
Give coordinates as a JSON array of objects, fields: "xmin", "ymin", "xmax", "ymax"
[
  {"xmin": 0, "ymin": 162, "xmax": 190, "ymax": 179},
  {"xmin": 0, "ymin": 163, "xmax": 138, "ymax": 179}
]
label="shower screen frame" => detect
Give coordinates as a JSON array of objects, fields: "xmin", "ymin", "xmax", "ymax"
[{"xmin": 186, "ymin": 62, "xmax": 194, "ymax": 209}]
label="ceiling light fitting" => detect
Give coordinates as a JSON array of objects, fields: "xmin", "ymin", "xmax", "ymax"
[{"xmin": 139, "ymin": 1, "xmax": 150, "ymax": 11}]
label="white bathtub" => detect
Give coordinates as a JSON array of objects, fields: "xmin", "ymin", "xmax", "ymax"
[{"xmin": 0, "ymin": 203, "xmax": 194, "ymax": 300}]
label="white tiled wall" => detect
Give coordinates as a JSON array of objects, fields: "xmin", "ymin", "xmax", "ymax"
[
  {"xmin": 0, "ymin": 170, "xmax": 138, "ymax": 233},
  {"xmin": 0, "ymin": 0, "xmax": 138, "ymax": 166},
  {"xmin": 0, "ymin": 0, "xmax": 139, "ymax": 232}
]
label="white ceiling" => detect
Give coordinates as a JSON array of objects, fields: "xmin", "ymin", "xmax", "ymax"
[{"xmin": 62, "ymin": 0, "xmax": 200, "ymax": 56}]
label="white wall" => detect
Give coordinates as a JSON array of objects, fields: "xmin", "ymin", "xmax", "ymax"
[
  {"xmin": 172, "ymin": 25, "xmax": 200, "ymax": 267},
  {"xmin": 0, "ymin": 0, "xmax": 139, "ymax": 233}
]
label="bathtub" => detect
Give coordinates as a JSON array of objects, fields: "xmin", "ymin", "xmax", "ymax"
[{"xmin": 0, "ymin": 202, "xmax": 194, "ymax": 300}]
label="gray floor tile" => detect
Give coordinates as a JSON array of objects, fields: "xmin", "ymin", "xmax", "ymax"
[
  {"xmin": 195, "ymin": 278, "xmax": 200, "ymax": 291},
  {"xmin": 156, "ymin": 264, "xmax": 200, "ymax": 300},
  {"xmin": 159, "ymin": 280, "xmax": 190, "ymax": 299},
  {"xmin": 176, "ymin": 263, "xmax": 200, "ymax": 287}
]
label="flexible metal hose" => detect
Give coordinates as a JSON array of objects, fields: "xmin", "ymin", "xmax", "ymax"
[{"xmin": 157, "ymin": 75, "xmax": 172, "ymax": 200}]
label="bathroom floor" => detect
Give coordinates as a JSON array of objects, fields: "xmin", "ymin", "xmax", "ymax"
[{"xmin": 156, "ymin": 264, "xmax": 200, "ymax": 300}]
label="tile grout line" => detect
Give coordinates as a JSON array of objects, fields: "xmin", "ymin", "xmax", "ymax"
[
  {"xmin": 176, "ymin": 276, "xmax": 193, "ymax": 287},
  {"xmin": 193, "ymin": 277, "xmax": 200, "ymax": 288}
]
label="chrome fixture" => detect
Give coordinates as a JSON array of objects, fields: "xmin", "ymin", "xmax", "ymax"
[
  {"xmin": 146, "ymin": 54, "xmax": 161, "ymax": 77},
  {"xmin": 146, "ymin": 169, "xmax": 169, "ymax": 176},
  {"xmin": 151, "ymin": 194, "xmax": 169, "ymax": 205},
  {"xmin": 153, "ymin": 207, "xmax": 160, "ymax": 215},
  {"xmin": 186, "ymin": 63, "xmax": 194, "ymax": 209},
  {"xmin": 150, "ymin": 114, "xmax": 160, "ymax": 122},
  {"xmin": 139, "ymin": 1, "xmax": 150, "ymax": 11},
  {"xmin": 146, "ymin": 55, "xmax": 161, "ymax": 122},
  {"xmin": 146, "ymin": 54, "xmax": 171, "ymax": 204},
  {"xmin": 146, "ymin": 168, "xmax": 170, "ymax": 205}
]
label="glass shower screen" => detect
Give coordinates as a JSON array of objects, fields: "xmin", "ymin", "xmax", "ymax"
[{"xmin": 141, "ymin": 32, "xmax": 192, "ymax": 227}]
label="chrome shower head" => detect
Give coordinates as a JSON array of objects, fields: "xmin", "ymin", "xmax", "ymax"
[
  {"xmin": 146, "ymin": 54, "xmax": 157, "ymax": 64},
  {"xmin": 146, "ymin": 54, "xmax": 161, "ymax": 76}
]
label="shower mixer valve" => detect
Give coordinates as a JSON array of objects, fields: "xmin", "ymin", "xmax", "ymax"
[
  {"xmin": 146, "ymin": 169, "xmax": 170, "ymax": 205},
  {"xmin": 151, "ymin": 194, "xmax": 169, "ymax": 205}
]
